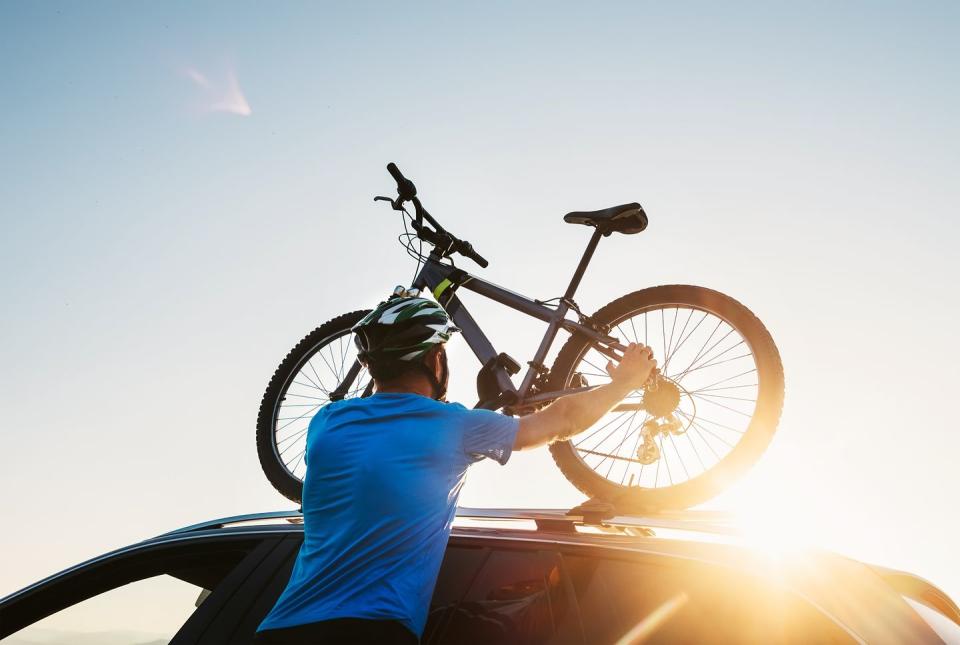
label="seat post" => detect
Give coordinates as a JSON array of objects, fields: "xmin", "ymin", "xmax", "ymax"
[{"xmin": 563, "ymin": 228, "xmax": 604, "ymax": 299}]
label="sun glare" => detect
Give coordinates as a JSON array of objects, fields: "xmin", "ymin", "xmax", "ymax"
[{"xmin": 717, "ymin": 478, "xmax": 820, "ymax": 558}]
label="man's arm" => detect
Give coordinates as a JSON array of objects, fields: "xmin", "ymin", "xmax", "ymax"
[{"xmin": 514, "ymin": 343, "xmax": 656, "ymax": 451}]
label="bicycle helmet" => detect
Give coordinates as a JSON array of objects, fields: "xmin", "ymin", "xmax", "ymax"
[{"xmin": 352, "ymin": 296, "xmax": 459, "ymax": 399}]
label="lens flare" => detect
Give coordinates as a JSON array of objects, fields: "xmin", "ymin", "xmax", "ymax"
[{"xmin": 183, "ymin": 65, "xmax": 251, "ymax": 117}]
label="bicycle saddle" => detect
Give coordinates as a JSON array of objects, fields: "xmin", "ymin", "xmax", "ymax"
[{"xmin": 563, "ymin": 202, "xmax": 648, "ymax": 235}]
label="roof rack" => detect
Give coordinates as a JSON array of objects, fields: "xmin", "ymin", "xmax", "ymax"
[
  {"xmin": 158, "ymin": 506, "xmax": 741, "ymax": 539},
  {"xmin": 157, "ymin": 510, "xmax": 305, "ymax": 537},
  {"xmin": 456, "ymin": 507, "xmax": 740, "ymax": 536}
]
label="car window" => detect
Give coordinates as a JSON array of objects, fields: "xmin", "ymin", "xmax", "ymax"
[
  {"xmin": 1, "ymin": 537, "xmax": 263, "ymax": 644},
  {"xmin": 436, "ymin": 548, "xmax": 579, "ymax": 645},
  {"xmin": 564, "ymin": 554, "xmax": 852, "ymax": 644},
  {"xmin": 5, "ymin": 573, "xmax": 207, "ymax": 645}
]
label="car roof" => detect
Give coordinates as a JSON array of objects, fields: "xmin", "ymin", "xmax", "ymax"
[
  {"xmin": 4, "ymin": 507, "xmax": 957, "ymax": 643},
  {"xmin": 149, "ymin": 506, "xmax": 960, "ymax": 638}
]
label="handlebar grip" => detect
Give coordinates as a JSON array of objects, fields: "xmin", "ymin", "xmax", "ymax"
[
  {"xmin": 470, "ymin": 252, "xmax": 489, "ymax": 268},
  {"xmin": 386, "ymin": 162, "xmax": 417, "ymax": 200},
  {"xmin": 458, "ymin": 240, "xmax": 489, "ymax": 268},
  {"xmin": 386, "ymin": 162, "xmax": 405, "ymax": 184}
]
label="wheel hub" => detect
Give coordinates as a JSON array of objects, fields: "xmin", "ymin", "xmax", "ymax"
[{"xmin": 642, "ymin": 377, "xmax": 681, "ymax": 418}]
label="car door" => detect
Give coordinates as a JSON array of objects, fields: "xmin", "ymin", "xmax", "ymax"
[
  {"xmin": 231, "ymin": 535, "xmax": 586, "ymax": 645},
  {"xmin": 560, "ymin": 547, "xmax": 858, "ymax": 644},
  {"xmin": 430, "ymin": 539, "xmax": 583, "ymax": 645}
]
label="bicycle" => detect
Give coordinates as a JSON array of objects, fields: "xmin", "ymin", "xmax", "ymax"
[{"xmin": 257, "ymin": 163, "xmax": 784, "ymax": 512}]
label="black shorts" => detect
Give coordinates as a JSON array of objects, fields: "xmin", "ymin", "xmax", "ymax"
[{"xmin": 254, "ymin": 618, "xmax": 418, "ymax": 644}]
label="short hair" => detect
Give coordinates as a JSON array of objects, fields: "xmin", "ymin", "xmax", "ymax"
[
  {"xmin": 366, "ymin": 345, "xmax": 442, "ymax": 382},
  {"xmin": 367, "ymin": 359, "xmax": 422, "ymax": 382}
]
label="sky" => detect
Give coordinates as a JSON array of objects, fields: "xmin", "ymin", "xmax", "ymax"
[{"xmin": 1, "ymin": 0, "xmax": 959, "ymax": 629}]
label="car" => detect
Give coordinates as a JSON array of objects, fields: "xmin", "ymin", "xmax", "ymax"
[{"xmin": 2, "ymin": 507, "xmax": 958, "ymax": 644}]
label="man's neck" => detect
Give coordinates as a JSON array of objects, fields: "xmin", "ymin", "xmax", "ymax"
[{"xmin": 374, "ymin": 377, "xmax": 434, "ymax": 398}]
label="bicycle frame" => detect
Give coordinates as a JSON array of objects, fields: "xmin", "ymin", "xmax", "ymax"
[{"xmin": 409, "ymin": 228, "xmax": 627, "ymax": 410}]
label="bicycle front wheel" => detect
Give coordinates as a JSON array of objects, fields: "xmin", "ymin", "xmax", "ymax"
[
  {"xmin": 256, "ymin": 310, "xmax": 372, "ymax": 503},
  {"xmin": 547, "ymin": 285, "xmax": 784, "ymax": 512}
]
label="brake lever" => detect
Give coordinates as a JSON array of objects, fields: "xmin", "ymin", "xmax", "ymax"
[{"xmin": 374, "ymin": 195, "xmax": 405, "ymax": 211}]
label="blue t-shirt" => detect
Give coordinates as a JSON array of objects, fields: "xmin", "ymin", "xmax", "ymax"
[{"xmin": 257, "ymin": 392, "xmax": 520, "ymax": 637}]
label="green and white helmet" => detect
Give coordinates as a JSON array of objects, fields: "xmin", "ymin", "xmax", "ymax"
[{"xmin": 351, "ymin": 296, "xmax": 459, "ymax": 365}]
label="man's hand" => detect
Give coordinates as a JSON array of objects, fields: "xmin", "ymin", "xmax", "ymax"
[
  {"xmin": 606, "ymin": 342, "xmax": 658, "ymax": 391},
  {"xmin": 514, "ymin": 343, "xmax": 658, "ymax": 451}
]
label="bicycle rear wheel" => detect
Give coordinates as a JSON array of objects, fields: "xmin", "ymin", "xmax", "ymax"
[
  {"xmin": 547, "ymin": 285, "xmax": 784, "ymax": 512},
  {"xmin": 256, "ymin": 310, "xmax": 372, "ymax": 503}
]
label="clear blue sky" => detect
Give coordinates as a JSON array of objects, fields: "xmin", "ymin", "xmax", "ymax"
[{"xmin": 1, "ymin": 0, "xmax": 958, "ymax": 616}]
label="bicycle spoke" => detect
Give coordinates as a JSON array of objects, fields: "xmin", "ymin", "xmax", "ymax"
[
  {"xmin": 276, "ymin": 405, "xmax": 320, "ymax": 433},
  {"xmin": 654, "ymin": 441, "xmax": 662, "ymax": 487},
  {"xmin": 674, "ymin": 339, "xmax": 745, "ymax": 377},
  {"xmin": 691, "ymin": 424, "xmax": 722, "ymax": 461},
  {"xmin": 595, "ymin": 412, "xmax": 640, "ymax": 476},
  {"xmin": 668, "ymin": 432, "xmax": 689, "ymax": 480},
  {"xmin": 675, "ymin": 352, "xmax": 753, "ymax": 381},
  {"xmin": 673, "ymin": 330, "xmax": 739, "ymax": 380},
  {"xmin": 665, "ymin": 308, "xmax": 679, "ymax": 366},
  {"xmin": 296, "ymin": 359, "xmax": 328, "ymax": 392},
  {"xmin": 338, "ymin": 335, "xmax": 351, "ymax": 372},
  {"xmin": 279, "ymin": 433, "xmax": 308, "ymax": 458},
  {"xmin": 314, "ymin": 346, "xmax": 339, "ymax": 383},
  {"xmin": 579, "ymin": 371, "xmax": 612, "ymax": 379},
  {"xmin": 695, "ymin": 383, "xmax": 758, "ymax": 393},
  {"xmin": 580, "ymin": 355, "xmax": 610, "ymax": 378},
  {"xmin": 292, "ymin": 378, "xmax": 327, "ymax": 393},
  {"xmin": 327, "ymin": 343, "xmax": 343, "ymax": 383},
  {"xmin": 690, "ymin": 393, "xmax": 754, "ymax": 418},
  {"xmin": 664, "ymin": 309, "xmax": 706, "ymax": 372},
  {"xmin": 687, "ymin": 417, "xmax": 736, "ymax": 448},
  {"xmin": 277, "ymin": 426, "xmax": 309, "ymax": 448},
  {"xmin": 577, "ymin": 411, "xmax": 636, "ymax": 454},
  {"xmin": 282, "ymin": 392, "xmax": 329, "ymax": 401},
  {"xmin": 288, "ymin": 448, "xmax": 307, "ymax": 475},
  {"xmin": 685, "ymin": 429, "xmax": 707, "ymax": 472},
  {"xmin": 694, "ymin": 392, "xmax": 757, "ymax": 403},
  {"xmin": 677, "ymin": 409, "xmax": 746, "ymax": 435},
  {"xmin": 663, "ymin": 308, "xmax": 694, "ymax": 372},
  {"xmin": 689, "ymin": 368, "xmax": 758, "ymax": 393},
  {"xmin": 306, "ymin": 358, "xmax": 330, "ymax": 393},
  {"xmin": 621, "ymin": 417, "xmax": 649, "ymax": 486},
  {"xmin": 660, "ymin": 308, "xmax": 667, "ymax": 369},
  {"xmin": 661, "ymin": 435, "xmax": 673, "ymax": 486},
  {"xmin": 573, "ymin": 410, "xmax": 632, "ymax": 448},
  {"xmin": 672, "ymin": 318, "xmax": 723, "ymax": 380}
]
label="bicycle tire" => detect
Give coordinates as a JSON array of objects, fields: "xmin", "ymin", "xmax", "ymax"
[
  {"xmin": 257, "ymin": 309, "xmax": 371, "ymax": 503},
  {"xmin": 547, "ymin": 285, "xmax": 784, "ymax": 512}
]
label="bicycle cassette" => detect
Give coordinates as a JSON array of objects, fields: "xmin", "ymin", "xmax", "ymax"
[{"xmin": 641, "ymin": 376, "xmax": 681, "ymax": 418}]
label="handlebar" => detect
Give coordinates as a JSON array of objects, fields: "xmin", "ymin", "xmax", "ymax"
[
  {"xmin": 455, "ymin": 239, "xmax": 489, "ymax": 268},
  {"xmin": 381, "ymin": 162, "xmax": 488, "ymax": 268},
  {"xmin": 386, "ymin": 162, "xmax": 417, "ymax": 201}
]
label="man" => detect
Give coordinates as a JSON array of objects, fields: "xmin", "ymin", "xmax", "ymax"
[{"xmin": 256, "ymin": 297, "xmax": 656, "ymax": 644}]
